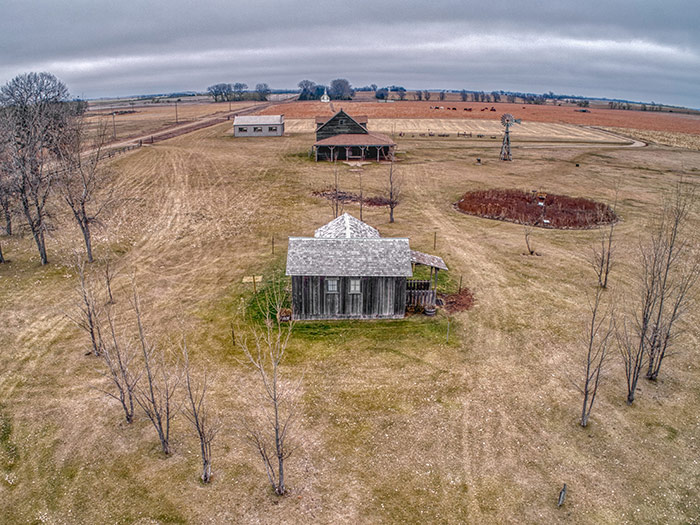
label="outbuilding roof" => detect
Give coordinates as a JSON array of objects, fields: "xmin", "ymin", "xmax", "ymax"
[
  {"xmin": 314, "ymin": 132, "xmax": 395, "ymax": 147},
  {"xmin": 233, "ymin": 115, "xmax": 284, "ymax": 126},
  {"xmin": 410, "ymin": 250, "xmax": 448, "ymax": 271},
  {"xmin": 286, "ymin": 237, "xmax": 412, "ymax": 277},
  {"xmin": 314, "ymin": 213, "xmax": 380, "ymax": 239}
]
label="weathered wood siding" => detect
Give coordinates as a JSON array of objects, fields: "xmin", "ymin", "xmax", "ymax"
[
  {"xmin": 292, "ymin": 276, "xmax": 406, "ymax": 320},
  {"xmin": 316, "ymin": 113, "xmax": 368, "ymax": 141}
]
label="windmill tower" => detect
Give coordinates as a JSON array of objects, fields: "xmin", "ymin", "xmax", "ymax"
[{"xmin": 499, "ymin": 113, "xmax": 521, "ymax": 161}]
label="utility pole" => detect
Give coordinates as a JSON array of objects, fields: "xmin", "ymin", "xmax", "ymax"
[
  {"xmin": 112, "ymin": 112, "xmax": 116, "ymax": 140},
  {"xmin": 175, "ymin": 101, "xmax": 178, "ymax": 124}
]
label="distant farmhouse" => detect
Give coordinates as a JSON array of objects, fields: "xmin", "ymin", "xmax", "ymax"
[
  {"xmin": 313, "ymin": 110, "xmax": 395, "ymax": 162},
  {"xmin": 286, "ymin": 213, "xmax": 447, "ymax": 320},
  {"xmin": 233, "ymin": 115, "xmax": 284, "ymax": 137}
]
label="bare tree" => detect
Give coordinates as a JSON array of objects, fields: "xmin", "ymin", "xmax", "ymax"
[
  {"xmin": 439, "ymin": 91, "xmax": 446, "ymax": 101},
  {"xmin": 57, "ymin": 118, "xmax": 113, "ymax": 263},
  {"xmin": 329, "ymin": 78, "xmax": 353, "ymax": 100},
  {"xmin": 98, "ymin": 308, "xmax": 140, "ymax": 424},
  {"xmin": 414, "ymin": 90, "xmax": 423, "ymax": 101},
  {"xmin": 70, "ymin": 257, "xmax": 104, "ymax": 356},
  {"xmin": 331, "ymin": 160, "xmax": 344, "ymax": 219},
  {"xmin": 578, "ymin": 287, "xmax": 613, "ymax": 427},
  {"xmin": 132, "ymin": 289, "xmax": 180, "ymax": 455},
  {"xmin": 238, "ymin": 280, "xmax": 297, "ymax": 495},
  {"xmin": 523, "ymin": 225, "xmax": 535, "ymax": 255},
  {"xmin": 233, "ymin": 83, "xmax": 248, "ymax": 101},
  {"xmin": 101, "ymin": 256, "xmax": 118, "ymax": 304},
  {"xmin": 616, "ymin": 181, "xmax": 697, "ymax": 403},
  {"xmin": 0, "ymin": 140, "xmax": 15, "ymax": 235},
  {"xmin": 182, "ymin": 341, "xmax": 221, "ymax": 483},
  {"xmin": 206, "ymin": 83, "xmax": 232, "ymax": 102},
  {"xmin": 644, "ymin": 182, "xmax": 698, "ymax": 381},
  {"xmin": 591, "ymin": 222, "xmax": 615, "ymax": 288},
  {"xmin": 255, "ymin": 83, "xmax": 271, "ymax": 102},
  {"xmin": 423, "ymin": 90, "xmax": 431, "ymax": 101},
  {"xmin": 0, "ymin": 72, "xmax": 72, "ymax": 265},
  {"xmin": 591, "ymin": 192, "xmax": 618, "ymax": 288},
  {"xmin": 386, "ymin": 159, "xmax": 401, "ymax": 223}
]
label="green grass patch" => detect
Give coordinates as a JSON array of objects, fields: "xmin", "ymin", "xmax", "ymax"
[{"xmin": 0, "ymin": 406, "xmax": 19, "ymax": 474}]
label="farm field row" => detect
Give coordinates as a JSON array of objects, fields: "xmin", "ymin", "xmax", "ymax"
[
  {"xmin": 285, "ymin": 118, "xmax": 630, "ymax": 144},
  {"xmin": 260, "ymin": 100, "xmax": 700, "ymax": 135}
]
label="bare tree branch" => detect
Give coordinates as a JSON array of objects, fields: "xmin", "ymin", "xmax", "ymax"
[
  {"xmin": 97, "ymin": 308, "xmax": 141, "ymax": 423},
  {"xmin": 580, "ymin": 287, "xmax": 613, "ymax": 426},
  {"xmin": 238, "ymin": 275, "xmax": 298, "ymax": 495},
  {"xmin": 182, "ymin": 340, "xmax": 221, "ymax": 483},
  {"xmin": 131, "ymin": 285, "xmax": 180, "ymax": 455}
]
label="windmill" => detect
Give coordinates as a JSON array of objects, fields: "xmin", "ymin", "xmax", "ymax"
[{"xmin": 499, "ymin": 113, "xmax": 521, "ymax": 161}]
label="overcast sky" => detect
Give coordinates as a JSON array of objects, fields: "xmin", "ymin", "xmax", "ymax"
[{"xmin": 1, "ymin": 1, "xmax": 699, "ymax": 108}]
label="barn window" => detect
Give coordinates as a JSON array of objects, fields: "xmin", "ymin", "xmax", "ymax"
[
  {"xmin": 253, "ymin": 126, "xmax": 263, "ymax": 132},
  {"xmin": 338, "ymin": 119, "xmax": 346, "ymax": 124},
  {"xmin": 349, "ymin": 278, "xmax": 361, "ymax": 294},
  {"xmin": 326, "ymin": 278, "xmax": 338, "ymax": 293},
  {"xmin": 268, "ymin": 126, "xmax": 277, "ymax": 132},
  {"xmin": 238, "ymin": 127, "xmax": 248, "ymax": 133}
]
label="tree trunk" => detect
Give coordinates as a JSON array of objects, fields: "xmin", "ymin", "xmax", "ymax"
[
  {"xmin": 81, "ymin": 221, "xmax": 93, "ymax": 263},
  {"xmin": 0, "ymin": 241, "xmax": 4, "ymax": 263},
  {"xmin": 35, "ymin": 228, "xmax": 48, "ymax": 265},
  {"xmin": 3, "ymin": 207, "xmax": 11, "ymax": 236},
  {"xmin": 389, "ymin": 205, "xmax": 395, "ymax": 223}
]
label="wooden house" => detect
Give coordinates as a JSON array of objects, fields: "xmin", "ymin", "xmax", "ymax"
[
  {"xmin": 313, "ymin": 110, "xmax": 395, "ymax": 162},
  {"xmin": 233, "ymin": 115, "xmax": 284, "ymax": 137},
  {"xmin": 286, "ymin": 213, "xmax": 447, "ymax": 320}
]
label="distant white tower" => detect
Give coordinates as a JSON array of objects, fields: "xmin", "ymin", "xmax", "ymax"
[{"xmin": 321, "ymin": 87, "xmax": 330, "ymax": 103}]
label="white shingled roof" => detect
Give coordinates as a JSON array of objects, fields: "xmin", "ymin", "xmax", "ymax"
[
  {"xmin": 314, "ymin": 213, "xmax": 380, "ymax": 239},
  {"xmin": 233, "ymin": 115, "xmax": 284, "ymax": 125},
  {"xmin": 286, "ymin": 237, "xmax": 412, "ymax": 277}
]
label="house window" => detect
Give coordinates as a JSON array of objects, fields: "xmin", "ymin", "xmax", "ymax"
[
  {"xmin": 268, "ymin": 126, "xmax": 277, "ymax": 132},
  {"xmin": 253, "ymin": 126, "xmax": 263, "ymax": 132},
  {"xmin": 338, "ymin": 119, "xmax": 346, "ymax": 125},
  {"xmin": 238, "ymin": 127, "xmax": 247, "ymax": 133},
  {"xmin": 326, "ymin": 278, "xmax": 338, "ymax": 293},
  {"xmin": 349, "ymin": 278, "xmax": 361, "ymax": 294}
]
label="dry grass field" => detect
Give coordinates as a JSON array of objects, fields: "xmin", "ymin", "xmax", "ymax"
[
  {"xmin": 286, "ymin": 118, "xmax": 631, "ymax": 144},
  {"xmin": 86, "ymin": 101, "xmax": 264, "ymax": 143},
  {"xmin": 1, "ymin": 111, "xmax": 700, "ymax": 524}
]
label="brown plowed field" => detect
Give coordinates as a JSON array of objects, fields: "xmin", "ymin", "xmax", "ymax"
[{"xmin": 260, "ymin": 100, "xmax": 700, "ymax": 135}]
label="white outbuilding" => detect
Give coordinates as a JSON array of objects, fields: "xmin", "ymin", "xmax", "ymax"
[{"xmin": 233, "ymin": 115, "xmax": 284, "ymax": 137}]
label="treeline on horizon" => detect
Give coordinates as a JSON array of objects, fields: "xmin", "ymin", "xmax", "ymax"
[{"xmin": 95, "ymin": 78, "xmax": 692, "ymax": 113}]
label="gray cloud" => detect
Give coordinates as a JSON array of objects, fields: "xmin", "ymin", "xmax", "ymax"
[{"xmin": 1, "ymin": 1, "xmax": 698, "ymax": 107}]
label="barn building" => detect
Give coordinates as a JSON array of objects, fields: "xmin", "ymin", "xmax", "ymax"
[
  {"xmin": 286, "ymin": 213, "xmax": 447, "ymax": 320},
  {"xmin": 313, "ymin": 110, "xmax": 395, "ymax": 162},
  {"xmin": 233, "ymin": 115, "xmax": 284, "ymax": 137}
]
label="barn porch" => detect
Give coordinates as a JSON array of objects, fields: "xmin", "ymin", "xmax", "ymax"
[
  {"xmin": 406, "ymin": 250, "xmax": 449, "ymax": 308},
  {"xmin": 313, "ymin": 134, "xmax": 396, "ymax": 162}
]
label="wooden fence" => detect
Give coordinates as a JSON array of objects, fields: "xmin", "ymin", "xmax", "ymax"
[
  {"xmin": 406, "ymin": 289, "xmax": 436, "ymax": 307},
  {"xmin": 406, "ymin": 279, "xmax": 431, "ymax": 291}
]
